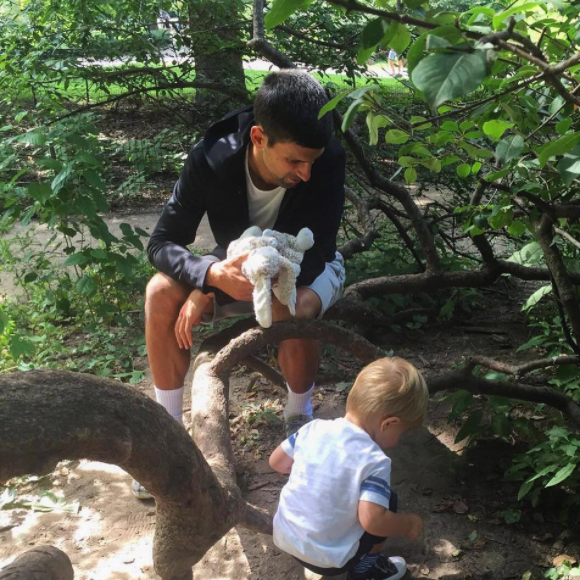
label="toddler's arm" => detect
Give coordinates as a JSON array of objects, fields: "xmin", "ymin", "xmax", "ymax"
[
  {"xmin": 358, "ymin": 500, "xmax": 423, "ymax": 540},
  {"xmin": 269, "ymin": 444, "xmax": 294, "ymax": 474}
]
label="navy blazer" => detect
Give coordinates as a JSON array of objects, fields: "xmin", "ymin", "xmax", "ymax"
[{"xmin": 147, "ymin": 105, "xmax": 346, "ymax": 302}]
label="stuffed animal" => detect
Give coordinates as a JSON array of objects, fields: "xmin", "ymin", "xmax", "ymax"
[{"xmin": 226, "ymin": 226, "xmax": 315, "ymax": 328}]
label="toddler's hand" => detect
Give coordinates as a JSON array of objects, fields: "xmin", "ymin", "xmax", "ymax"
[{"xmin": 405, "ymin": 514, "xmax": 423, "ymax": 540}]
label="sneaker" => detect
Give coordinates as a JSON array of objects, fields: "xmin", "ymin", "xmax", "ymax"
[
  {"xmin": 283, "ymin": 413, "xmax": 313, "ymax": 438},
  {"xmin": 132, "ymin": 479, "xmax": 153, "ymax": 500},
  {"xmin": 347, "ymin": 555, "xmax": 407, "ymax": 580}
]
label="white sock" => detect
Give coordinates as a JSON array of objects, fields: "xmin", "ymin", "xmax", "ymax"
[
  {"xmin": 154, "ymin": 386, "xmax": 184, "ymax": 426},
  {"xmin": 284, "ymin": 383, "xmax": 315, "ymax": 418}
]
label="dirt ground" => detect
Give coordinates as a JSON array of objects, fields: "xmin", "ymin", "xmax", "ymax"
[{"xmin": 1, "ymin": 280, "xmax": 578, "ymax": 580}]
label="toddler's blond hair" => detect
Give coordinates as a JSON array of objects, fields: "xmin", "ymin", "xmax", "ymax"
[{"xmin": 346, "ymin": 357, "xmax": 428, "ymax": 428}]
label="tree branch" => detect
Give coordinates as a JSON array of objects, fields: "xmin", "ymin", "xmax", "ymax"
[
  {"xmin": 469, "ymin": 354, "xmax": 580, "ymax": 379},
  {"xmin": 429, "ymin": 369, "xmax": 580, "ymax": 427}
]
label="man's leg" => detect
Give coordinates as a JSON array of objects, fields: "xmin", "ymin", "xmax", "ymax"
[
  {"xmin": 274, "ymin": 288, "xmax": 322, "ymax": 391},
  {"xmin": 145, "ymin": 272, "xmax": 192, "ymax": 400},
  {"xmin": 132, "ymin": 273, "xmax": 193, "ymax": 499}
]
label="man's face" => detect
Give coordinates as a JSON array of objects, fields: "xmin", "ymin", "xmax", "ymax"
[{"xmin": 251, "ymin": 126, "xmax": 324, "ymax": 189}]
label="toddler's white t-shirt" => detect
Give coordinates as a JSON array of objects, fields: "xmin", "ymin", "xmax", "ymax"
[{"xmin": 273, "ymin": 418, "xmax": 392, "ymax": 569}]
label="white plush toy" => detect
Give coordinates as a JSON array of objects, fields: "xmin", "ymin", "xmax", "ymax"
[{"xmin": 226, "ymin": 226, "xmax": 315, "ymax": 328}]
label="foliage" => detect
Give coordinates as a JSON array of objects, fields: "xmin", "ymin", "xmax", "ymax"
[
  {"xmin": 0, "ymin": 110, "xmax": 153, "ymax": 380},
  {"xmin": 267, "ymin": 0, "xmax": 580, "ymax": 505}
]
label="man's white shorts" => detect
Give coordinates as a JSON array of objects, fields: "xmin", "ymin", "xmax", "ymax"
[{"xmin": 202, "ymin": 252, "xmax": 345, "ymax": 324}]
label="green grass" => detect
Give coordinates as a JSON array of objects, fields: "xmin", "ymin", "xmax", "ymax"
[{"xmin": 8, "ymin": 62, "xmax": 411, "ymax": 106}]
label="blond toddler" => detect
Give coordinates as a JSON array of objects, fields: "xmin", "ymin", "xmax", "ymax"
[{"xmin": 269, "ymin": 357, "xmax": 428, "ymax": 580}]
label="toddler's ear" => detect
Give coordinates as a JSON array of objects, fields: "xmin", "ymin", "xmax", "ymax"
[{"xmin": 380, "ymin": 416, "xmax": 401, "ymax": 432}]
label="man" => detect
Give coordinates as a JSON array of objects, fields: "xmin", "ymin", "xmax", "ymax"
[{"xmin": 136, "ymin": 69, "xmax": 346, "ymax": 499}]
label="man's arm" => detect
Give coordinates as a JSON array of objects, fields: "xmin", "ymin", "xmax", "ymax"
[
  {"xmin": 147, "ymin": 145, "xmax": 215, "ymax": 290},
  {"xmin": 297, "ymin": 140, "xmax": 346, "ymax": 286},
  {"xmin": 147, "ymin": 145, "xmax": 254, "ymax": 300}
]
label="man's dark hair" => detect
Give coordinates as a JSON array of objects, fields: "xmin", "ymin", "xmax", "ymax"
[{"xmin": 254, "ymin": 69, "xmax": 332, "ymax": 149}]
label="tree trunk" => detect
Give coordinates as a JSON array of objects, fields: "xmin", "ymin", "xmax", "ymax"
[{"xmin": 185, "ymin": 0, "xmax": 247, "ymax": 109}]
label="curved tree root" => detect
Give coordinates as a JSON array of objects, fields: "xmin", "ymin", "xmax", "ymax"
[{"xmin": 0, "ymin": 320, "xmax": 386, "ymax": 580}]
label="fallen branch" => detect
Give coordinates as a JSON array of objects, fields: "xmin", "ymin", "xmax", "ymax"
[
  {"xmin": 430, "ymin": 368, "xmax": 580, "ymax": 427},
  {"xmin": 469, "ymin": 354, "xmax": 580, "ymax": 379}
]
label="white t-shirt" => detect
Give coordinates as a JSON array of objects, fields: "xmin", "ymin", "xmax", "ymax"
[
  {"xmin": 273, "ymin": 418, "xmax": 392, "ymax": 569},
  {"xmin": 245, "ymin": 147, "xmax": 286, "ymax": 230}
]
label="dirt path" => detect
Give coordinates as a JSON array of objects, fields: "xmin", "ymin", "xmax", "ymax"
[{"xmin": 0, "ymin": 210, "xmax": 216, "ymax": 299}]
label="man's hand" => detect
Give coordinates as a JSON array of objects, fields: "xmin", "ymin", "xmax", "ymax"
[
  {"xmin": 205, "ymin": 252, "xmax": 254, "ymax": 301},
  {"xmin": 405, "ymin": 514, "xmax": 423, "ymax": 540},
  {"xmin": 174, "ymin": 290, "xmax": 212, "ymax": 349}
]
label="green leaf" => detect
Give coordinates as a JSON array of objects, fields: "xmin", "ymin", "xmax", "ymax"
[
  {"xmin": 385, "ymin": 129, "xmax": 409, "ymax": 144},
  {"xmin": 516, "ymin": 335, "xmax": 547, "ymax": 352},
  {"xmin": 28, "ymin": 183, "xmax": 52, "ymax": 203},
  {"xmin": 492, "ymin": 2, "xmax": 544, "ymax": 30},
  {"xmin": 526, "ymin": 465, "xmax": 557, "ymax": 484},
  {"xmin": 411, "ymin": 50, "xmax": 488, "ymax": 109},
  {"xmin": 556, "ymin": 118, "xmax": 573, "ymax": 134},
  {"xmin": 457, "ymin": 163, "xmax": 471, "ymax": 178},
  {"xmin": 398, "ymin": 156, "xmax": 417, "ymax": 167},
  {"xmin": 318, "ymin": 91, "xmax": 350, "ymax": 119},
  {"xmin": 422, "ymin": 158, "xmax": 442, "ymax": 173},
  {"xmin": 341, "ymin": 100, "xmax": 362, "ymax": 132},
  {"xmin": 63, "ymin": 253, "xmax": 89, "ymax": 267},
  {"xmin": 264, "ymin": 0, "xmax": 312, "ymax": 29},
  {"xmin": 455, "ymin": 410, "xmax": 484, "ymax": 444},
  {"xmin": 545, "ymin": 463, "xmax": 577, "ymax": 487},
  {"xmin": 10, "ymin": 335, "xmax": 35, "ymax": 358},
  {"xmin": 76, "ymin": 275, "xmax": 98, "ymax": 296},
  {"xmin": 404, "ymin": 0, "xmax": 426, "ymax": 7},
  {"xmin": 404, "ymin": 167, "xmax": 417, "ymax": 183},
  {"xmin": 538, "ymin": 132, "xmax": 580, "ymax": 168},
  {"xmin": 557, "ymin": 145, "xmax": 580, "ymax": 185},
  {"xmin": 362, "ymin": 18, "xmax": 387, "ymax": 49},
  {"xmin": 388, "ymin": 24, "xmax": 411, "ymax": 55},
  {"xmin": 357, "ymin": 44, "xmax": 376, "ymax": 65},
  {"xmin": 495, "ymin": 135, "xmax": 524, "ymax": 164},
  {"xmin": 522, "ymin": 284, "xmax": 552, "ymax": 311},
  {"xmin": 448, "ymin": 390, "xmax": 473, "ymax": 422},
  {"xmin": 517, "ymin": 480, "xmax": 534, "ymax": 501},
  {"xmin": 367, "ymin": 113, "xmax": 390, "ymax": 145},
  {"xmin": 491, "ymin": 414, "xmax": 512, "ymax": 438},
  {"xmin": 410, "ymin": 116, "xmax": 432, "ymax": 130},
  {"xmin": 483, "ymin": 119, "xmax": 514, "ymax": 141},
  {"xmin": 0, "ymin": 311, "xmax": 9, "ymax": 334},
  {"xmin": 508, "ymin": 221, "xmax": 527, "ymax": 236},
  {"xmin": 406, "ymin": 33, "xmax": 428, "ymax": 76},
  {"xmin": 507, "ymin": 241, "xmax": 543, "ymax": 266},
  {"xmin": 17, "ymin": 131, "xmax": 46, "ymax": 146}
]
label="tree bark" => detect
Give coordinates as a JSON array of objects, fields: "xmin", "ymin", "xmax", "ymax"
[
  {"xmin": 0, "ymin": 371, "xmax": 238, "ymax": 580},
  {"xmin": 0, "ymin": 546, "xmax": 73, "ymax": 580},
  {"xmin": 185, "ymin": 0, "xmax": 247, "ymax": 108}
]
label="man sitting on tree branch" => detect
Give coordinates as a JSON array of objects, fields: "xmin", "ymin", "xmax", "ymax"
[{"xmin": 135, "ymin": 70, "xmax": 346, "ymax": 499}]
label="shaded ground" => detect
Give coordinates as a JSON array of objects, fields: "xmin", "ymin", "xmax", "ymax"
[{"xmin": 1, "ymin": 281, "xmax": 578, "ymax": 580}]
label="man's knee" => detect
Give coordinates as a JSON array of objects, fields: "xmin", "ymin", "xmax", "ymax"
[
  {"xmin": 294, "ymin": 288, "xmax": 322, "ymax": 320},
  {"xmin": 145, "ymin": 273, "xmax": 190, "ymax": 317}
]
